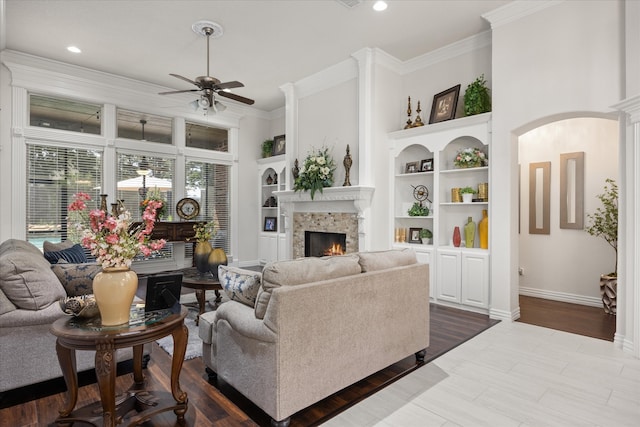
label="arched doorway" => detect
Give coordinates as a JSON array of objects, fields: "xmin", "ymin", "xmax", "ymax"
[{"xmin": 515, "ymin": 115, "xmax": 619, "ymax": 338}]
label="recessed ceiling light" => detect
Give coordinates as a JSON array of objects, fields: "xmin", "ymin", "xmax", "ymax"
[
  {"xmin": 67, "ymin": 46, "xmax": 81, "ymax": 53},
  {"xmin": 373, "ymin": 1, "xmax": 387, "ymax": 11}
]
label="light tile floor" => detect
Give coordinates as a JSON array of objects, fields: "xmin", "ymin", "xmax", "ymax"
[{"xmin": 322, "ymin": 321, "xmax": 640, "ymax": 427}]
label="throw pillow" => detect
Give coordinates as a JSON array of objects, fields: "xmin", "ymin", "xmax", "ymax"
[
  {"xmin": 51, "ymin": 262, "xmax": 101, "ymax": 296},
  {"xmin": 218, "ymin": 265, "xmax": 261, "ymax": 308},
  {"xmin": 44, "ymin": 244, "xmax": 88, "ymax": 264},
  {"xmin": 43, "ymin": 240, "xmax": 75, "ymax": 253},
  {"xmin": 0, "ymin": 239, "xmax": 66, "ymax": 310},
  {"xmin": 358, "ymin": 248, "xmax": 417, "ymax": 272}
]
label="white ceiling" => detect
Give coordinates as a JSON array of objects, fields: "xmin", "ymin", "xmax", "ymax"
[{"xmin": 3, "ymin": 0, "xmax": 510, "ymax": 112}]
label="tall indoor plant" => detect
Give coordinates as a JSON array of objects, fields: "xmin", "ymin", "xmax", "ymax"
[{"xmin": 585, "ymin": 178, "xmax": 618, "ymax": 314}]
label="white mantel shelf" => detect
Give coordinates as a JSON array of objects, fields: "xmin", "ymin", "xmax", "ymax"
[{"xmin": 274, "ymin": 186, "xmax": 375, "ymax": 204}]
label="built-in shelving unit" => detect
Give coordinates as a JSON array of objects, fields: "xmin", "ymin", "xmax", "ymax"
[
  {"xmin": 388, "ymin": 113, "xmax": 491, "ymax": 313},
  {"xmin": 257, "ymin": 155, "xmax": 287, "ymax": 264}
]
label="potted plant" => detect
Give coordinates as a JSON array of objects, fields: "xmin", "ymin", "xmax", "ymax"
[
  {"xmin": 585, "ymin": 178, "xmax": 618, "ymax": 314},
  {"xmin": 262, "ymin": 139, "xmax": 274, "ymax": 158},
  {"xmin": 463, "ymin": 74, "xmax": 491, "ymax": 116},
  {"xmin": 419, "ymin": 228, "xmax": 433, "ymax": 245},
  {"xmin": 460, "ymin": 186, "xmax": 476, "ymax": 203},
  {"xmin": 408, "ymin": 202, "xmax": 429, "ymax": 216}
]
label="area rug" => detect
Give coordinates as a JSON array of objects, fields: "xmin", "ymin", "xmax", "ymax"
[{"xmin": 154, "ymin": 290, "xmax": 220, "ymax": 360}]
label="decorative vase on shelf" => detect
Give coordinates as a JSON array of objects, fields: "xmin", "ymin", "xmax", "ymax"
[
  {"xmin": 92, "ymin": 267, "xmax": 138, "ymax": 326},
  {"xmin": 453, "ymin": 227, "xmax": 461, "ymax": 247},
  {"xmin": 464, "ymin": 217, "xmax": 476, "ymax": 248},
  {"xmin": 266, "ymin": 174, "xmax": 273, "ymax": 185},
  {"xmin": 194, "ymin": 241, "xmax": 213, "ymax": 274},
  {"xmin": 479, "ymin": 209, "xmax": 489, "ymax": 249},
  {"xmin": 208, "ymin": 248, "xmax": 228, "ymax": 280}
]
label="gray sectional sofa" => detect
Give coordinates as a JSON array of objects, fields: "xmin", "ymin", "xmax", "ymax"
[
  {"xmin": 199, "ymin": 248, "xmax": 430, "ymax": 426},
  {"xmin": 0, "ymin": 239, "xmax": 137, "ymax": 395}
]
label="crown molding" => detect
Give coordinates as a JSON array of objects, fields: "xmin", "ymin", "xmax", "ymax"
[{"xmin": 482, "ymin": 0, "xmax": 565, "ymax": 29}]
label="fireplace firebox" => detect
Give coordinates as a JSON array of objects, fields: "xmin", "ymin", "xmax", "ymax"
[{"xmin": 304, "ymin": 231, "xmax": 347, "ymax": 257}]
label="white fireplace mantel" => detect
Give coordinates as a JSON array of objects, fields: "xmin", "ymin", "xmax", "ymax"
[{"xmin": 273, "ymin": 185, "xmax": 375, "ymax": 214}]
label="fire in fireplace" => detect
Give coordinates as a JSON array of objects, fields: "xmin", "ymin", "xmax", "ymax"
[{"xmin": 305, "ymin": 231, "xmax": 346, "ymax": 257}]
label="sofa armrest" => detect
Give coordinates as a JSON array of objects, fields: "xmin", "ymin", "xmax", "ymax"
[{"xmin": 215, "ymin": 300, "xmax": 277, "ymax": 343}]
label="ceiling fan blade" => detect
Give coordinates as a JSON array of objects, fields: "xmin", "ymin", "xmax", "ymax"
[
  {"xmin": 214, "ymin": 81, "xmax": 244, "ymax": 90},
  {"xmin": 158, "ymin": 89, "xmax": 200, "ymax": 95},
  {"xmin": 218, "ymin": 91, "xmax": 255, "ymax": 105},
  {"xmin": 169, "ymin": 73, "xmax": 199, "ymax": 86}
]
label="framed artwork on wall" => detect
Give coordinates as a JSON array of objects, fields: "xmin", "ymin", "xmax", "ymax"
[
  {"xmin": 429, "ymin": 84, "xmax": 461, "ymax": 124},
  {"xmin": 272, "ymin": 135, "xmax": 286, "ymax": 156}
]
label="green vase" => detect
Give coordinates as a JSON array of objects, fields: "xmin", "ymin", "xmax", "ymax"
[{"xmin": 464, "ymin": 216, "xmax": 476, "ymax": 248}]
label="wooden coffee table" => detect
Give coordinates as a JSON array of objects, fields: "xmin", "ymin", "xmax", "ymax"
[
  {"xmin": 50, "ymin": 307, "xmax": 189, "ymax": 427},
  {"xmin": 181, "ymin": 267, "xmax": 222, "ymax": 325}
]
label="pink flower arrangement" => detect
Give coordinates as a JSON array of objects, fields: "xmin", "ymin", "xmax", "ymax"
[{"xmin": 68, "ymin": 192, "xmax": 166, "ymax": 269}]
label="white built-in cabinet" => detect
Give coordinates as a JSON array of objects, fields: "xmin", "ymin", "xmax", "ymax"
[
  {"xmin": 388, "ymin": 113, "xmax": 491, "ymax": 313},
  {"xmin": 257, "ymin": 156, "xmax": 287, "ymax": 265}
]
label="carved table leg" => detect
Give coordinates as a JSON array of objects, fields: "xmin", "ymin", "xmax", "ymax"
[
  {"xmin": 170, "ymin": 322, "xmax": 189, "ymax": 420},
  {"xmin": 55, "ymin": 340, "xmax": 78, "ymax": 417},
  {"xmin": 132, "ymin": 344, "xmax": 145, "ymax": 388},
  {"xmin": 95, "ymin": 339, "xmax": 117, "ymax": 427}
]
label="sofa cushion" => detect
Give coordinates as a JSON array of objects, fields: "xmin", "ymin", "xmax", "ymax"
[
  {"xmin": 0, "ymin": 289, "xmax": 17, "ymax": 315},
  {"xmin": 255, "ymin": 254, "xmax": 361, "ymax": 319},
  {"xmin": 43, "ymin": 243, "xmax": 88, "ymax": 264},
  {"xmin": 51, "ymin": 261, "xmax": 101, "ymax": 296},
  {"xmin": 43, "ymin": 240, "xmax": 75, "ymax": 253},
  {"xmin": 219, "ymin": 265, "xmax": 261, "ymax": 308},
  {"xmin": 0, "ymin": 239, "xmax": 66, "ymax": 310},
  {"xmin": 358, "ymin": 248, "xmax": 417, "ymax": 272}
]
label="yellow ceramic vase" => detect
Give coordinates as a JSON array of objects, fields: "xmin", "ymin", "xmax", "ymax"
[
  {"xmin": 194, "ymin": 241, "xmax": 213, "ymax": 274},
  {"xmin": 93, "ymin": 267, "xmax": 138, "ymax": 326},
  {"xmin": 208, "ymin": 248, "xmax": 228, "ymax": 279},
  {"xmin": 479, "ymin": 209, "xmax": 489, "ymax": 249}
]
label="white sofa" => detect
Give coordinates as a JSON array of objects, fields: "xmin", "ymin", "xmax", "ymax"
[{"xmin": 199, "ymin": 249, "xmax": 430, "ymax": 426}]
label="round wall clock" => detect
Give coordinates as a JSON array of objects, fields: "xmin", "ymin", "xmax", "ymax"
[{"xmin": 176, "ymin": 198, "xmax": 200, "ymax": 220}]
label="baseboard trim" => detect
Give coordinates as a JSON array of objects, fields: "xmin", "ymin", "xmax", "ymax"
[{"xmin": 519, "ymin": 287, "xmax": 602, "ymax": 308}]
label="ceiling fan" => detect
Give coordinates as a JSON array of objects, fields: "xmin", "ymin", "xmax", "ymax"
[{"xmin": 159, "ymin": 21, "xmax": 254, "ymax": 112}]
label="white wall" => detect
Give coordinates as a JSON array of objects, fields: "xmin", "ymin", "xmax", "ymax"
[
  {"xmin": 518, "ymin": 117, "xmax": 618, "ymax": 303},
  {"xmin": 486, "ymin": 0, "xmax": 623, "ymax": 320}
]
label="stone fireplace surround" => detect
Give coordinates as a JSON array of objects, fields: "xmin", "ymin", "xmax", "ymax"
[{"xmin": 274, "ymin": 186, "xmax": 375, "ymax": 260}]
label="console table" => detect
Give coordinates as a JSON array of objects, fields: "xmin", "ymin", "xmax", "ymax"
[
  {"xmin": 132, "ymin": 221, "xmax": 198, "ymax": 242},
  {"xmin": 50, "ymin": 307, "xmax": 189, "ymax": 427}
]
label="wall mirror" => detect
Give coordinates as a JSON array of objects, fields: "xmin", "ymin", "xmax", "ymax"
[
  {"xmin": 559, "ymin": 152, "xmax": 584, "ymax": 229},
  {"xmin": 529, "ymin": 162, "xmax": 550, "ymax": 234}
]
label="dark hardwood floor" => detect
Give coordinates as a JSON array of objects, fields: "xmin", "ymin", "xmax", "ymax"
[
  {"xmin": 1, "ymin": 296, "xmax": 613, "ymax": 426},
  {"xmin": 517, "ymin": 295, "xmax": 616, "ymax": 341}
]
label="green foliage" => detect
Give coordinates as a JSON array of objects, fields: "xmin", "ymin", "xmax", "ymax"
[
  {"xmin": 464, "ymin": 74, "xmax": 492, "ymax": 116},
  {"xmin": 419, "ymin": 228, "xmax": 433, "ymax": 239},
  {"xmin": 293, "ymin": 146, "xmax": 336, "ymax": 200},
  {"xmin": 262, "ymin": 139, "xmax": 274, "ymax": 158},
  {"xmin": 460, "ymin": 186, "xmax": 476, "ymax": 194},
  {"xmin": 408, "ymin": 202, "xmax": 429, "ymax": 216},
  {"xmin": 586, "ymin": 178, "xmax": 618, "ymax": 276}
]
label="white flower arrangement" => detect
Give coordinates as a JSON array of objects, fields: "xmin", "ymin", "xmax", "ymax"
[{"xmin": 293, "ymin": 146, "xmax": 336, "ymax": 200}]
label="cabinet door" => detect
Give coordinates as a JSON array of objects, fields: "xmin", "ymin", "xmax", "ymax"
[
  {"xmin": 461, "ymin": 252, "xmax": 489, "ymax": 309},
  {"xmin": 415, "ymin": 250, "xmax": 434, "ymax": 300},
  {"xmin": 258, "ymin": 234, "xmax": 278, "ymax": 264},
  {"xmin": 436, "ymin": 249, "xmax": 461, "ymax": 303}
]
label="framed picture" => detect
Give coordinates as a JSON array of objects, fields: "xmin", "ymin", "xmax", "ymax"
[
  {"xmin": 420, "ymin": 158, "xmax": 434, "ymax": 172},
  {"xmin": 264, "ymin": 216, "xmax": 277, "ymax": 232},
  {"xmin": 429, "ymin": 84, "xmax": 461, "ymax": 124},
  {"xmin": 272, "ymin": 134, "xmax": 286, "ymax": 156},
  {"xmin": 408, "ymin": 227, "xmax": 421, "ymax": 244},
  {"xmin": 405, "ymin": 161, "xmax": 419, "ymax": 174}
]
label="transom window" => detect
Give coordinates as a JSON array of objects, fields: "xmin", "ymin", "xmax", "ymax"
[{"xmin": 29, "ymin": 94, "xmax": 101, "ymax": 135}]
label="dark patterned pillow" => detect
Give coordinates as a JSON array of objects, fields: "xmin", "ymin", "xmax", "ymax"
[
  {"xmin": 44, "ymin": 244, "xmax": 88, "ymax": 264},
  {"xmin": 51, "ymin": 262, "xmax": 101, "ymax": 296}
]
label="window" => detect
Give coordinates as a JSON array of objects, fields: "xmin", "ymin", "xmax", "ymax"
[
  {"xmin": 186, "ymin": 160, "xmax": 230, "ymax": 253},
  {"xmin": 117, "ymin": 109, "xmax": 172, "ymax": 144},
  {"xmin": 186, "ymin": 122, "xmax": 228, "ymax": 152},
  {"xmin": 26, "ymin": 143, "xmax": 103, "ymax": 249},
  {"xmin": 29, "ymin": 94, "xmax": 102, "ymax": 134}
]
